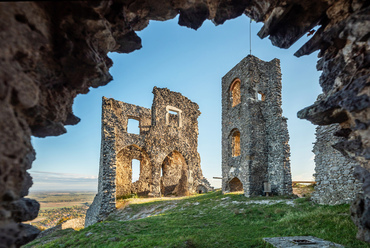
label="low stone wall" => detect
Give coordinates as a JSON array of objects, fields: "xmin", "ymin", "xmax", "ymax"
[
  {"xmin": 312, "ymin": 124, "xmax": 363, "ymax": 205},
  {"xmin": 37, "ymin": 217, "xmax": 85, "ymax": 239}
]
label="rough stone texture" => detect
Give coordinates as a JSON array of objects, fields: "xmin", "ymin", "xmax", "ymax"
[
  {"xmin": 85, "ymin": 87, "xmax": 213, "ymax": 227},
  {"xmin": 0, "ymin": 0, "xmax": 369, "ymax": 246},
  {"xmin": 36, "ymin": 217, "xmax": 85, "ymax": 240},
  {"xmin": 7, "ymin": 198, "xmax": 40, "ymax": 223},
  {"xmin": 351, "ymin": 192, "xmax": 370, "ymax": 242},
  {"xmin": 263, "ymin": 236, "xmax": 344, "ymax": 248},
  {"xmin": 312, "ymin": 122, "xmax": 363, "ymax": 205},
  {"xmin": 351, "ymin": 165, "xmax": 370, "ymax": 241},
  {"xmin": 296, "ymin": 2, "xmax": 370, "ymax": 165},
  {"xmin": 14, "ymin": 224, "xmax": 40, "ymax": 248},
  {"xmin": 221, "ymin": 55, "xmax": 292, "ymax": 197},
  {"xmin": 295, "ymin": 2, "xmax": 370, "ymax": 241}
]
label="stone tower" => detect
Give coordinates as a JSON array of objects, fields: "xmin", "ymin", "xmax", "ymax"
[{"xmin": 221, "ymin": 55, "xmax": 292, "ymax": 196}]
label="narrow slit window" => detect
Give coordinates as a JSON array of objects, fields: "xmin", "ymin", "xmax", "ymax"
[
  {"xmin": 131, "ymin": 159, "xmax": 140, "ymax": 183},
  {"xmin": 127, "ymin": 118, "xmax": 140, "ymax": 134},
  {"xmin": 232, "ymin": 130, "xmax": 241, "ymax": 157}
]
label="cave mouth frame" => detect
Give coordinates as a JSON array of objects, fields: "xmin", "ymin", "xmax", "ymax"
[{"xmin": 5, "ymin": 1, "xmax": 367, "ymax": 245}]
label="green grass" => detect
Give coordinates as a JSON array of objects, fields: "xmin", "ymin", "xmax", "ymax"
[{"xmin": 24, "ymin": 191, "xmax": 370, "ymax": 248}]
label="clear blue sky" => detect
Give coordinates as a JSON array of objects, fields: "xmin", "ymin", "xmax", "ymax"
[{"xmin": 30, "ymin": 15, "xmax": 322, "ymax": 191}]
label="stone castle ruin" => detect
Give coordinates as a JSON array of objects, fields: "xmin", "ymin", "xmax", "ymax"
[
  {"xmin": 1, "ymin": 1, "xmax": 369, "ymax": 245},
  {"xmin": 85, "ymin": 87, "xmax": 212, "ymax": 226},
  {"xmin": 222, "ymin": 55, "xmax": 292, "ymax": 197}
]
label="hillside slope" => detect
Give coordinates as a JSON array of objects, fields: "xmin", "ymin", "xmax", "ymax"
[{"xmin": 24, "ymin": 191, "xmax": 369, "ymax": 248}]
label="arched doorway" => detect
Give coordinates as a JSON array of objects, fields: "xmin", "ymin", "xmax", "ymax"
[
  {"xmin": 116, "ymin": 145, "xmax": 151, "ymax": 200},
  {"xmin": 161, "ymin": 151, "xmax": 188, "ymax": 196},
  {"xmin": 229, "ymin": 177, "xmax": 244, "ymax": 193},
  {"xmin": 196, "ymin": 185, "xmax": 208, "ymax": 194}
]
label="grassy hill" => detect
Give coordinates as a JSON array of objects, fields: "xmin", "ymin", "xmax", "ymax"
[{"xmin": 24, "ymin": 190, "xmax": 369, "ymax": 248}]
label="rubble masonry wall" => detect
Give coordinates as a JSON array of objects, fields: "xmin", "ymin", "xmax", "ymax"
[
  {"xmin": 312, "ymin": 124, "xmax": 363, "ymax": 205},
  {"xmin": 221, "ymin": 55, "xmax": 292, "ymax": 197},
  {"xmin": 86, "ymin": 87, "xmax": 213, "ymax": 226}
]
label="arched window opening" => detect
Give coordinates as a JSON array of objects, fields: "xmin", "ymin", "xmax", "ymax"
[
  {"xmin": 131, "ymin": 159, "xmax": 140, "ymax": 183},
  {"xmin": 229, "ymin": 177, "xmax": 243, "ymax": 192},
  {"xmin": 196, "ymin": 185, "xmax": 207, "ymax": 194},
  {"xmin": 230, "ymin": 79, "xmax": 241, "ymax": 107},
  {"xmin": 127, "ymin": 118, "xmax": 140, "ymax": 134},
  {"xmin": 232, "ymin": 130, "xmax": 241, "ymax": 157},
  {"xmin": 258, "ymin": 92, "xmax": 265, "ymax": 101}
]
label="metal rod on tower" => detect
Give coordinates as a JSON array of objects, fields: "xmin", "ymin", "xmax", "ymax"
[{"xmin": 250, "ymin": 18, "xmax": 252, "ymax": 55}]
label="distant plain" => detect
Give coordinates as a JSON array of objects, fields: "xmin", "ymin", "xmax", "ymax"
[{"xmin": 24, "ymin": 191, "xmax": 95, "ymax": 229}]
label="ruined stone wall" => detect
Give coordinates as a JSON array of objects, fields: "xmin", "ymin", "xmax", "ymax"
[
  {"xmin": 37, "ymin": 217, "xmax": 85, "ymax": 239},
  {"xmin": 86, "ymin": 87, "xmax": 213, "ymax": 227},
  {"xmin": 1, "ymin": 0, "xmax": 369, "ymax": 246},
  {"xmin": 312, "ymin": 124, "xmax": 363, "ymax": 205},
  {"xmin": 222, "ymin": 55, "xmax": 292, "ymax": 197},
  {"xmin": 147, "ymin": 87, "xmax": 212, "ymax": 197}
]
